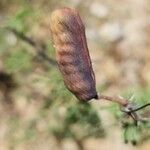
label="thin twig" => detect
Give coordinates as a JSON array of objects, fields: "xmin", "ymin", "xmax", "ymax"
[
  {"xmin": 6, "ymin": 27, "xmax": 56, "ymax": 66},
  {"xmin": 129, "ymin": 103, "xmax": 150, "ymax": 113}
]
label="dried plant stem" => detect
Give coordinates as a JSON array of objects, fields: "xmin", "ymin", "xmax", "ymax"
[{"xmin": 97, "ymin": 94, "xmax": 129, "ymax": 107}]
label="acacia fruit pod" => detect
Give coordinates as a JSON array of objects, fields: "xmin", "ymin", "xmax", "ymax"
[{"xmin": 50, "ymin": 7, "xmax": 98, "ymax": 101}]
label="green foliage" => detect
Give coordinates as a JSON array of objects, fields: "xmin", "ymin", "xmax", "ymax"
[
  {"xmin": 121, "ymin": 118, "xmax": 140, "ymax": 145},
  {"xmin": 50, "ymin": 101, "xmax": 105, "ymax": 141},
  {"xmin": 4, "ymin": 48, "xmax": 32, "ymax": 72},
  {"xmin": 123, "ymin": 122, "xmax": 140, "ymax": 145},
  {"xmin": 65, "ymin": 102, "xmax": 100, "ymax": 125}
]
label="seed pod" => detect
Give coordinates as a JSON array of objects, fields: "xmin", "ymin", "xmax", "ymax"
[{"xmin": 50, "ymin": 7, "xmax": 98, "ymax": 101}]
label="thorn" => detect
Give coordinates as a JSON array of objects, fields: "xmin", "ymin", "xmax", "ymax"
[{"xmin": 129, "ymin": 94, "xmax": 135, "ymax": 101}]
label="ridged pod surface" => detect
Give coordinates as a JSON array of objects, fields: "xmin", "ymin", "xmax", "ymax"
[{"xmin": 50, "ymin": 7, "xmax": 98, "ymax": 101}]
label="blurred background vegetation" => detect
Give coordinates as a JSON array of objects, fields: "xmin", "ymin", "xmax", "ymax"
[{"xmin": 0, "ymin": 0, "xmax": 150, "ymax": 150}]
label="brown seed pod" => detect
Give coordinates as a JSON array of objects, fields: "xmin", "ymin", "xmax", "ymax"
[{"xmin": 50, "ymin": 7, "xmax": 98, "ymax": 101}]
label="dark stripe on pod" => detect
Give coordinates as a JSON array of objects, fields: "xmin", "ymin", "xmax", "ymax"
[{"xmin": 50, "ymin": 7, "xmax": 98, "ymax": 101}]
